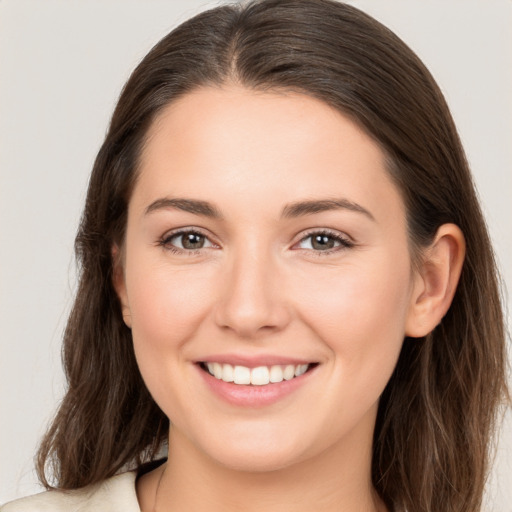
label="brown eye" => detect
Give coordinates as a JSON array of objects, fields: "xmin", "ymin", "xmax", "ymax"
[
  {"xmin": 311, "ymin": 234, "xmax": 336, "ymax": 250},
  {"xmin": 180, "ymin": 232, "xmax": 206, "ymax": 249},
  {"xmin": 163, "ymin": 230, "xmax": 214, "ymax": 251},
  {"xmin": 296, "ymin": 231, "xmax": 353, "ymax": 252}
]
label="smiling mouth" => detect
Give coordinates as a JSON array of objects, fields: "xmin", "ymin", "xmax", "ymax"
[{"xmin": 199, "ymin": 362, "xmax": 318, "ymax": 386}]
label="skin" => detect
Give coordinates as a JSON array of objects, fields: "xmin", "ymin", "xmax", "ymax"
[{"xmin": 114, "ymin": 85, "xmax": 465, "ymax": 512}]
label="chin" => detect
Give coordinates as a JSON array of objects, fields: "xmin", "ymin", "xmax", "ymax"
[
  {"xmin": 188, "ymin": 423, "xmax": 316, "ymax": 473},
  {"xmin": 207, "ymin": 444, "xmax": 306, "ymax": 473}
]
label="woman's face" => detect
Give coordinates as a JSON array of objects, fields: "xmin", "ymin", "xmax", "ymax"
[{"xmin": 116, "ymin": 85, "xmax": 422, "ymax": 472}]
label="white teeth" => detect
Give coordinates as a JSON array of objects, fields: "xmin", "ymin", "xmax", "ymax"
[
  {"xmin": 205, "ymin": 362, "xmax": 311, "ymax": 385},
  {"xmin": 295, "ymin": 364, "xmax": 309, "ymax": 377},
  {"xmin": 283, "ymin": 365, "xmax": 295, "ymax": 380},
  {"xmin": 233, "ymin": 365, "xmax": 251, "ymax": 385},
  {"xmin": 251, "ymin": 366, "xmax": 270, "ymax": 386},
  {"xmin": 213, "ymin": 362, "xmax": 223, "ymax": 380},
  {"xmin": 269, "ymin": 365, "xmax": 284, "ymax": 383},
  {"xmin": 221, "ymin": 364, "xmax": 234, "ymax": 382}
]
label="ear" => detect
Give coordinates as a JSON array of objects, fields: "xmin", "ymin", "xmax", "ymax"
[
  {"xmin": 405, "ymin": 223, "xmax": 465, "ymax": 338},
  {"xmin": 111, "ymin": 244, "xmax": 132, "ymax": 329}
]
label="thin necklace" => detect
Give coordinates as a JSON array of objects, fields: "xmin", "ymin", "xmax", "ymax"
[{"xmin": 152, "ymin": 463, "xmax": 167, "ymax": 512}]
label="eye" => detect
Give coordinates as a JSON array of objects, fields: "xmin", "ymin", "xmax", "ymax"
[
  {"xmin": 160, "ymin": 229, "xmax": 215, "ymax": 252},
  {"xmin": 296, "ymin": 230, "xmax": 353, "ymax": 252}
]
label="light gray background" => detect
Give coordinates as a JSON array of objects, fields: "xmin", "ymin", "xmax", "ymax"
[{"xmin": 1, "ymin": 0, "xmax": 511, "ymax": 509}]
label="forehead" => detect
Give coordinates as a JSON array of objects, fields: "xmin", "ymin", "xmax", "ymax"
[
  {"xmin": 134, "ymin": 85, "xmax": 405, "ymax": 224},
  {"xmin": 142, "ymin": 85, "xmax": 380, "ymax": 171}
]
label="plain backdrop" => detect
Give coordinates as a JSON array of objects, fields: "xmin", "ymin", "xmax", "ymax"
[{"xmin": 1, "ymin": 0, "xmax": 511, "ymax": 509}]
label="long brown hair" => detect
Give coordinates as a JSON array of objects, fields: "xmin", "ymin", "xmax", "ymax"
[{"xmin": 37, "ymin": 1, "xmax": 509, "ymax": 510}]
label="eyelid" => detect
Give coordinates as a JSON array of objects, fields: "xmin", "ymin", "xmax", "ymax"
[
  {"xmin": 292, "ymin": 228, "xmax": 355, "ymax": 253},
  {"xmin": 296, "ymin": 227, "xmax": 354, "ymax": 242},
  {"xmin": 158, "ymin": 226, "xmax": 219, "ymax": 253},
  {"xmin": 156, "ymin": 226, "xmax": 354, "ymax": 255}
]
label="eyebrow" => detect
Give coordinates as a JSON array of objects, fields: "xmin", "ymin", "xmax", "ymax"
[
  {"xmin": 145, "ymin": 198, "xmax": 223, "ymax": 219},
  {"xmin": 144, "ymin": 196, "xmax": 375, "ymax": 221},
  {"xmin": 281, "ymin": 198, "xmax": 375, "ymax": 221}
]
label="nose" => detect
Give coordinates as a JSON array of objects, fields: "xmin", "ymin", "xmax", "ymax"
[{"xmin": 213, "ymin": 247, "xmax": 291, "ymax": 339}]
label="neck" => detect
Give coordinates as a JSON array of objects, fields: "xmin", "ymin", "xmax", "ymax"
[{"xmin": 147, "ymin": 424, "xmax": 385, "ymax": 512}]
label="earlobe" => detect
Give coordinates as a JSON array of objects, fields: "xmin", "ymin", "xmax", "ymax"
[
  {"xmin": 405, "ymin": 224, "xmax": 465, "ymax": 338},
  {"xmin": 111, "ymin": 244, "xmax": 132, "ymax": 329}
]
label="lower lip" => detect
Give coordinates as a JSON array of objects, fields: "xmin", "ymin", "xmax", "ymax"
[{"xmin": 196, "ymin": 365, "xmax": 316, "ymax": 407}]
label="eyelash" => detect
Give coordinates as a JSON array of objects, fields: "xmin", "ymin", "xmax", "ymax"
[
  {"xmin": 295, "ymin": 229, "xmax": 355, "ymax": 256},
  {"xmin": 158, "ymin": 228, "xmax": 215, "ymax": 256},
  {"xmin": 157, "ymin": 228, "xmax": 354, "ymax": 256}
]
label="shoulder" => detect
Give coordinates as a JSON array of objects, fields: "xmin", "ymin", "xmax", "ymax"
[{"xmin": 1, "ymin": 471, "xmax": 140, "ymax": 512}]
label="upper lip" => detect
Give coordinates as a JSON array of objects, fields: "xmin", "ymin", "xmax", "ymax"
[{"xmin": 197, "ymin": 354, "xmax": 317, "ymax": 368}]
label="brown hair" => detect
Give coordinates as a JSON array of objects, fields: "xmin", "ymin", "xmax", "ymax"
[{"xmin": 37, "ymin": 1, "xmax": 509, "ymax": 510}]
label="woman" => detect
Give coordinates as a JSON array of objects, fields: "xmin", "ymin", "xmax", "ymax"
[{"xmin": 2, "ymin": 0, "xmax": 508, "ymax": 511}]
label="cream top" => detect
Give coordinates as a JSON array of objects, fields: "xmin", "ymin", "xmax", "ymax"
[{"xmin": 1, "ymin": 471, "xmax": 140, "ymax": 512}]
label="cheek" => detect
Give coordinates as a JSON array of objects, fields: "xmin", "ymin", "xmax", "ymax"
[
  {"xmin": 127, "ymin": 261, "xmax": 212, "ymax": 345},
  {"xmin": 287, "ymin": 256, "xmax": 412, "ymax": 439},
  {"xmin": 298, "ymin": 257, "xmax": 410, "ymax": 331},
  {"xmin": 125, "ymin": 258, "xmax": 218, "ymax": 416},
  {"xmin": 293, "ymin": 251, "xmax": 412, "ymax": 383},
  {"xmin": 124, "ymin": 256, "xmax": 218, "ymax": 401}
]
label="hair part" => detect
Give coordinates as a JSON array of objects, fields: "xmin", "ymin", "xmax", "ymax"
[{"xmin": 37, "ymin": 1, "xmax": 509, "ymax": 511}]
